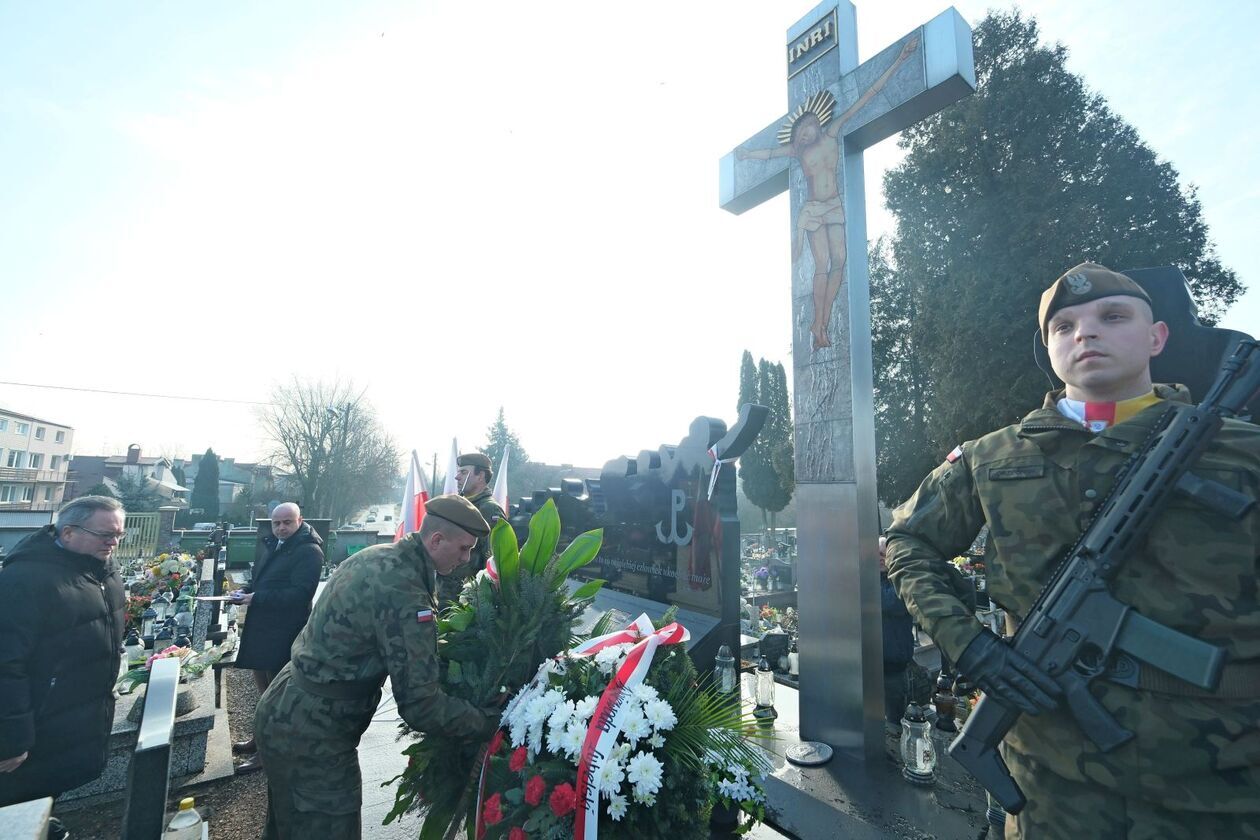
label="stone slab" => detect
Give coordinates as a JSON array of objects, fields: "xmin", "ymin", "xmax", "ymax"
[
  {"xmin": 0, "ymin": 797, "xmax": 52, "ymax": 840},
  {"xmin": 749, "ymin": 676, "xmax": 988, "ymax": 839}
]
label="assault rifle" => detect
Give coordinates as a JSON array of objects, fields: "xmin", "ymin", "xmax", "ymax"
[{"xmin": 949, "ymin": 340, "xmax": 1260, "ymax": 813}]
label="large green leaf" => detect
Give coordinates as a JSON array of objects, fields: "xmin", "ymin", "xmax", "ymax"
[
  {"xmin": 489, "ymin": 519, "xmax": 520, "ymax": 595},
  {"xmin": 555, "ymin": 528, "xmax": 603, "ymax": 578},
  {"xmin": 571, "ymin": 578, "xmax": 605, "ymax": 600},
  {"xmin": 520, "ymin": 499, "xmax": 560, "ymax": 574}
]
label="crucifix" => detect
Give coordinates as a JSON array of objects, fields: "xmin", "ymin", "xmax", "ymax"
[{"xmin": 720, "ymin": 2, "xmax": 975, "ymax": 761}]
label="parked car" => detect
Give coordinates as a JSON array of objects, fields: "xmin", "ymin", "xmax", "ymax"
[{"xmin": 192, "ymin": 522, "xmax": 217, "ymax": 530}]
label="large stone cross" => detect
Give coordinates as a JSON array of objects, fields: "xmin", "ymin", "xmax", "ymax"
[{"xmin": 720, "ymin": 2, "xmax": 974, "ymax": 761}]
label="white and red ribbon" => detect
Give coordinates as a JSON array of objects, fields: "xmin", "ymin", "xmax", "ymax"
[
  {"xmin": 475, "ymin": 613, "xmax": 689, "ymax": 840},
  {"xmin": 706, "ymin": 443, "xmax": 738, "ymax": 501},
  {"xmin": 571, "ymin": 614, "xmax": 688, "ymax": 840}
]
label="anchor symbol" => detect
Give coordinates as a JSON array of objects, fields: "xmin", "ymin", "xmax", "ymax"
[{"xmin": 655, "ymin": 489, "xmax": 693, "ymax": 546}]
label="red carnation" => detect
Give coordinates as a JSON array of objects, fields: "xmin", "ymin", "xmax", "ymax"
[
  {"xmin": 509, "ymin": 746, "xmax": 527, "ymax": 773},
  {"xmin": 508, "ymin": 828, "xmax": 527, "ymax": 840},
  {"xmin": 549, "ymin": 782, "xmax": 577, "ymax": 817},
  {"xmin": 489, "ymin": 729, "xmax": 505, "ymax": 755},
  {"xmin": 524, "ymin": 774, "xmax": 547, "ymax": 806},
  {"xmin": 482, "ymin": 792, "xmax": 504, "ymax": 826}
]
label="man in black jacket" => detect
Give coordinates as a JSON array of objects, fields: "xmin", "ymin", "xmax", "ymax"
[
  {"xmin": 0, "ymin": 495, "xmax": 127, "ymax": 824},
  {"xmin": 229, "ymin": 502, "xmax": 322, "ymax": 774}
]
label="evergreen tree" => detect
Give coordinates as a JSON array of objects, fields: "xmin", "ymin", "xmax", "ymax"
[
  {"xmin": 871, "ymin": 10, "xmax": 1243, "ymax": 507},
  {"xmin": 114, "ymin": 473, "xmax": 162, "ymax": 512},
  {"xmin": 737, "ymin": 351, "xmax": 759, "ymax": 414},
  {"xmin": 85, "ymin": 482, "xmax": 115, "ymax": 498},
  {"xmin": 191, "ymin": 448, "xmax": 221, "ymax": 519},
  {"xmin": 766, "ymin": 362, "xmax": 795, "ymax": 504},
  {"xmin": 482, "ymin": 407, "xmax": 528, "ymax": 473},
  {"xmin": 741, "ymin": 358, "xmax": 793, "ymax": 531}
]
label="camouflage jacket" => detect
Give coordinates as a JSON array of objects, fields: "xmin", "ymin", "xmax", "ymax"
[
  {"xmin": 465, "ymin": 488, "xmax": 506, "ymax": 573},
  {"xmin": 886, "ymin": 384, "xmax": 1260, "ymax": 811},
  {"xmin": 288, "ymin": 534, "xmax": 493, "ymax": 739}
]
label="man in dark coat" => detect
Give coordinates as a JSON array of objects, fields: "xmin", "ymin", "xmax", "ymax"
[
  {"xmin": 229, "ymin": 502, "xmax": 322, "ymax": 774},
  {"xmin": 0, "ymin": 496, "xmax": 127, "ymax": 825}
]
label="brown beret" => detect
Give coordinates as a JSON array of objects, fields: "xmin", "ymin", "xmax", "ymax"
[
  {"xmin": 425, "ymin": 494, "xmax": 490, "ymax": 537},
  {"xmin": 456, "ymin": 452, "xmax": 492, "ymax": 470},
  {"xmin": 1038, "ymin": 262, "xmax": 1153, "ymax": 343}
]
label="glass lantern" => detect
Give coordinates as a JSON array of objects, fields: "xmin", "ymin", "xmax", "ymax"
[
  {"xmin": 900, "ymin": 703, "xmax": 937, "ymax": 785},
  {"xmin": 713, "ymin": 644, "xmax": 737, "ymax": 695},
  {"xmin": 123, "ymin": 629, "xmax": 144, "ymax": 667},
  {"xmin": 141, "ymin": 606, "xmax": 158, "ymax": 641},
  {"xmin": 754, "ymin": 655, "xmax": 777, "ymax": 720},
  {"xmin": 787, "ymin": 637, "xmax": 799, "ymax": 677}
]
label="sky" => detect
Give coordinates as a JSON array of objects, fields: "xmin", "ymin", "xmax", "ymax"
[{"xmin": 2, "ymin": 1, "xmax": 1256, "ymax": 470}]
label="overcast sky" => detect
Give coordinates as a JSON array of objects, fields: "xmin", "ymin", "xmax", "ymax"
[{"xmin": 2, "ymin": 1, "xmax": 1256, "ymax": 470}]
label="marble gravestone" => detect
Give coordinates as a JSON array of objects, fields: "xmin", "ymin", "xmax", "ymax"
[{"xmin": 720, "ymin": 1, "xmax": 975, "ymax": 761}]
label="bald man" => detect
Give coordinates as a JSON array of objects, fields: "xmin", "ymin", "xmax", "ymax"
[{"xmin": 229, "ymin": 502, "xmax": 323, "ymax": 774}]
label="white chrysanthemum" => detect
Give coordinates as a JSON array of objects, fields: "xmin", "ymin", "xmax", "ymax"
[
  {"xmin": 596, "ymin": 759, "xmax": 625, "ymax": 797},
  {"xmin": 573, "ymin": 695, "xmax": 598, "ymax": 721},
  {"xmin": 628, "ymin": 682, "xmax": 659, "ymax": 704},
  {"xmin": 594, "ymin": 644, "xmax": 629, "ymax": 675},
  {"xmin": 523, "ymin": 695, "xmax": 552, "ymax": 727},
  {"xmin": 548, "ymin": 699, "xmax": 576, "ymax": 735},
  {"xmin": 611, "ymin": 742, "xmax": 632, "ymax": 763},
  {"xmin": 620, "ymin": 708, "xmax": 650, "ymax": 745},
  {"xmin": 527, "ymin": 721, "xmax": 545, "ymax": 755},
  {"xmin": 642, "ymin": 698, "xmax": 677, "ymax": 732},
  {"xmin": 625, "ymin": 751, "xmax": 663, "ymax": 798},
  {"xmin": 647, "ymin": 733, "xmax": 665, "ymax": 750},
  {"xmin": 632, "ymin": 789, "xmax": 656, "ymax": 806},
  {"xmin": 607, "ymin": 793, "xmax": 628, "ymax": 821},
  {"xmin": 560, "ymin": 720, "xmax": 586, "ymax": 761}
]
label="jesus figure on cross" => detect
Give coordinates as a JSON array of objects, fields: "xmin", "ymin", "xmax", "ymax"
[{"xmin": 738, "ymin": 36, "xmax": 918, "ymax": 349}]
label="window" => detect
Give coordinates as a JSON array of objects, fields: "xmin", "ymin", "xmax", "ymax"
[
  {"xmin": 28, "ymin": 453, "xmax": 43, "ymax": 469},
  {"xmin": 15, "ymin": 423, "xmax": 29, "ymax": 435},
  {"xmin": 21, "ymin": 486, "xmax": 33, "ymax": 502},
  {"xmin": 51, "ymin": 455, "xmax": 61, "ymax": 470},
  {"xmin": 0, "ymin": 486, "xmax": 15, "ymax": 502},
  {"xmin": 34, "ymin": 427, "xmax": 45, "ymax": 440},
  {"xmin": 43, "ymin": 487, "xmax": 54, "ymax": 502},
  {"xmin": 0, "ymin": 419, "xmax": 7, "ymax": 432},
  {"xmin": 55, "ymin": 430, "xmax": 65, "ymax": 443},
  {"xmin": 6, "ymin": 451, "xmax": 22, "ymax": 468}
]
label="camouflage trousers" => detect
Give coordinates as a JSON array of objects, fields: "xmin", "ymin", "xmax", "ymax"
[
  {"xmin": 255, "ymin": 665, "xmax": 382, "ymax": 840},
  {"xmin": 1004, "ymin": 748, "xmax": 1260, "ymax": 840}
]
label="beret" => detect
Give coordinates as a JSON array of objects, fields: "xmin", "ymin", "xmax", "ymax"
[
  {"xmin": 1038, "ymin": 262, "xmax": 1152, "ymax": 342},
  {"xmin": 425, "ymin": 494, "xmax": 490, "ymax": 537},
  {"xmin": 456, "ymin": 452, "xmax": 492, "ymax": 470}
]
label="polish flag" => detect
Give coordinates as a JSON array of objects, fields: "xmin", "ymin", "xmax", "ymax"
[
  {"xmin": 492, "ymin": 446, "xmax": 510, "ymax": 515},
  {"xmin": 394, "ymin": 450, "xmax": 430, "ymax": 542},
  {"xmin": 442, "ymin": 438, "xmax": 460, "ymax": 496}
]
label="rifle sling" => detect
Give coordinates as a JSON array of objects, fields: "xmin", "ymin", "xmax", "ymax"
[{"xmin": 1139, "ymin": 660, "xmax": 1260, "ymax": 699}]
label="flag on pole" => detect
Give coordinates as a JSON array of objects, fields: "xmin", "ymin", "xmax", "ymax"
[
  {"xmin": 395, "ymin": 450, "xmax": 430, "ymax": 543},
  {"xmin": 492, "ymin": 446, "xmax": 510, "ymax": 514},
  {"xmin": 443, "ymin": 438, "xmax": 460, "ymax": 496}
]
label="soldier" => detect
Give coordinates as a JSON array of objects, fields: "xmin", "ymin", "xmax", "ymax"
[
  {"xmin": 886, "ymin": 263, "xmax": 1260, "ymax": 839},
  {"xmin": 254, "ymin": 495, "xmax": 499, "ymax": 840},
  {"xmin": 436, "ymin": 452, "xmax": 507, "ymax": 607}
]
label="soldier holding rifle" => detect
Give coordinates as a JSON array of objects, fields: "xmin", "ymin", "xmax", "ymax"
[{"xmin": 887, "ymin": 263, "xmax": 1260, "ymax": 838}]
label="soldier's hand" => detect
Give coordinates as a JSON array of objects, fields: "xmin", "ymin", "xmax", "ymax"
[{"xmin": 957, "ymin": 632, "xmax": 1061, "ymax": 715}]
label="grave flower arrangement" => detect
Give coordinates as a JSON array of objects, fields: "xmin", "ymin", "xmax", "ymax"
[
  {"xmin": 115, "ymin": 643, "xmax": 222, "ymax": 693},
  {"xmin": 476, "ymin": 612, "xmax": 769, "ymax": 839},
  {"xmin": 386, "ymin": 501, "xmax": 769, "ymax": 839}
]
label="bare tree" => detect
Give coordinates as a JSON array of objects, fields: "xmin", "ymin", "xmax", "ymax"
[{"xmin": 258, "ymin": 379, "xmax": 402, "ymax": 523}]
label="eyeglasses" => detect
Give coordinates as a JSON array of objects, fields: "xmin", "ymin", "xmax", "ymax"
[{"xmin": 71, "ymin": 525, "xmax": 127, "ymax": 542}]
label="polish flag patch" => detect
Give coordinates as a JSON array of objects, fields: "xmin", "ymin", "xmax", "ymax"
[
  {"xmin": 416, "ymin": 609, "xmax": 434, "ymax": 623},
  {"xmin": 946, "ymin": 446, "xmax": 963, "ymax": 464}
]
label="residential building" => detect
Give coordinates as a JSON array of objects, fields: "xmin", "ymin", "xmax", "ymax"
[
  {"xmin": 65, "ymin": 445, "xmax": 189, "ymax": 503},
  {"xmin": 0, "ymin": 408, "xmax": 74, "ymax": 512}
]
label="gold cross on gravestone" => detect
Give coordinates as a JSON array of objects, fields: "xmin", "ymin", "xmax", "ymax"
[{"xmin": 720, "ymin": 2, "xmax": 974, "ymax": 762}]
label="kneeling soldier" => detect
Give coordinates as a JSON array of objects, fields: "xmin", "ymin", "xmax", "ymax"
[{"xmin": 255, "ymin": 494, "xmax": 500, "ymax": 839}]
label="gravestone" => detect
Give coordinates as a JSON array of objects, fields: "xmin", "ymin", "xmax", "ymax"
[
  {"xmin": 720, "ymin": 1, "xmax": 975, "ymax": 760},
  {"xmin": 522, "ymin": 405, "xmax": 767, "ymax": 671}
]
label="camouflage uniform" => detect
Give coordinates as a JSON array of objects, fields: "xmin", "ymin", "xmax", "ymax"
[
  {"xmin": 255, "ymin": 534, "xmax": 498, "ymax": 839},
  {"xmin": 435, "ymin": 488, "xmax": 505, "ymax": 608},
  {"xmin": 886, "ymin": 385, "xmax": 1260, "ymax": 837}
]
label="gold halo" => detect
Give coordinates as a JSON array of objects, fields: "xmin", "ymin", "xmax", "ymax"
[{"xmin": 777, "ymin": 90, "xmax": 835, "ymax": 145}]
